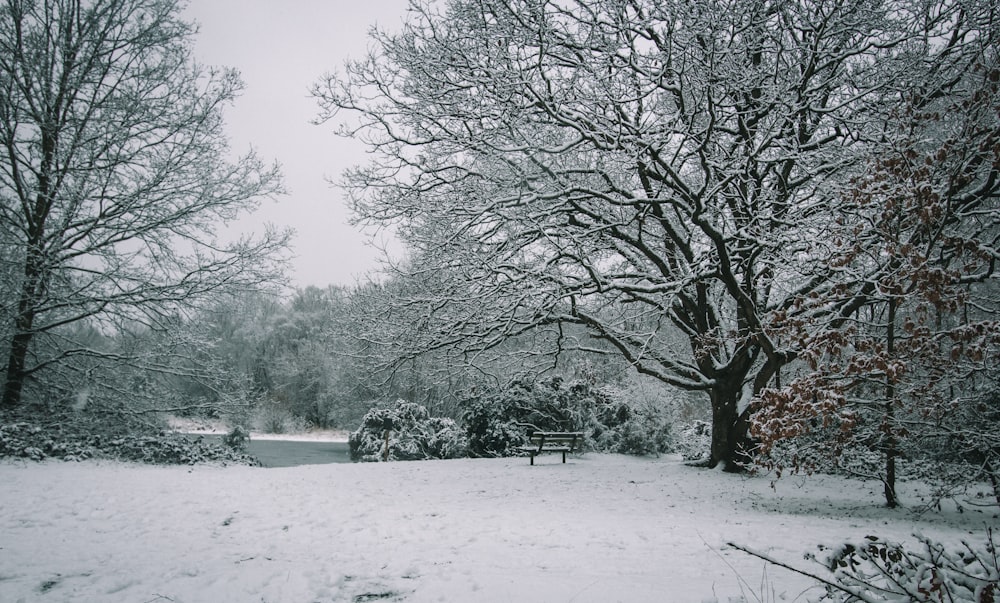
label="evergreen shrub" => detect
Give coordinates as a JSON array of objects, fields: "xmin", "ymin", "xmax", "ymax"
[{"xmin": 349, "ymin": 400, "xmax": 468, "ymax": 461}]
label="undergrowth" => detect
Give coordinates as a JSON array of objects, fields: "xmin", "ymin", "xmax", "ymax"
[{"xmin": 0, "ymin": 406, "xmax": 259, "ymax": 465}]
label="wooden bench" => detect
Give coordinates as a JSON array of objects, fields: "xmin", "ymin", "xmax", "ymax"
[{"xmin": 519, "ymin": 431, "xmax": 584, "ymax": 465}]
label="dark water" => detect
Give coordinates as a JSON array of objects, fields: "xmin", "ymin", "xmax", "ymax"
[
  {"xmin": 246, "ymin": 439, "xmax": 352, "ymax": 468},
  {"xmin": 195, "ymin": 435, "xmax": 352, "ymax": 467}
]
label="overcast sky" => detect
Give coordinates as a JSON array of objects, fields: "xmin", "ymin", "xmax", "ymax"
[{"xmin": 184, "ymin": 1, "xmax": 410, "ymax": 288}]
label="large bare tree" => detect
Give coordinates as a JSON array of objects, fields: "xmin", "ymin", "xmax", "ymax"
[
  {"xmin": 316, "ymin": 0, "xmax": 994, "ymax": 469},
  {"xmin": 0, "ymin": 0, "xmax": 287, "ymax": 408}
]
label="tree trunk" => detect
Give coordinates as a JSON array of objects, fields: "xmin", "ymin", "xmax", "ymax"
[
  {"xmin": 708, "ymin": 377, "xmax": 753, "ymax": 472},
  {"xmin": 1, "ymin": 331, "xmax": 33, "ymax": 409},
  {"xmin": 3, "ymin": 116, "xmax": 56, "ymax": 410},
  {"xmin": 2, "ymin": 291, "xmax": 38, "ymax": 409},
  {"xmin": 2, "ymin": 243, "xmax": 46, "ymax": 409},
  {"xmin": 882, "ymin": 296, "xmax": 900, "ymax": 508}
]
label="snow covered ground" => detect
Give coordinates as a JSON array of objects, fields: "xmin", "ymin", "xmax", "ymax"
[{"xmin": 0, "ymin": 453, "xmax": 991, "ymax": 603}]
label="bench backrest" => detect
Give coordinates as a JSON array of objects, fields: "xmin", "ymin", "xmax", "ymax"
[{"xmin": 528, "ymin": 431, "xmax": 584, "ymax": 450}]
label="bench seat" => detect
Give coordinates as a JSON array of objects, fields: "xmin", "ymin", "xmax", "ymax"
[{"xmin": 518, "ymin": 431, "xmax": 584, "ymax": 465}]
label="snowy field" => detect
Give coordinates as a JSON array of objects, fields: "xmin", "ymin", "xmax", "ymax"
[{"xmin": 0, "ymin": 453, "xmax": 991, "ymax": 603}]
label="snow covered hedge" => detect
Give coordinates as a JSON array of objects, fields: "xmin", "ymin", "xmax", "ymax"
[{"xmin": 349, "ymin": 400, "xmax": 468, "ymax": 462}]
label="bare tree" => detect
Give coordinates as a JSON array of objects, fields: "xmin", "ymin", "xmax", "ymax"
[
  {"xmin": 754, "ymin": 52, "xmax": 1000, "ymax": 505},
  {"xmin": 0, "ymin": 0, "xmax": 288, "ymax": 408},
  {"xmin": 315, "ymin": 0, "xmax": 993, "ymax": 469},
  {"xmin": 342, "ymin": 262, "xmax": 594, "ymax": 412}
]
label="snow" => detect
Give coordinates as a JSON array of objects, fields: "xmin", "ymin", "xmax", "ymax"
[
  {"xmin": 0, "ymin": 453, "xmax": 989, "ymax": 603},
  {"xmin": 166, "ymin": 416, "xmax": 350, "ymax": 442}
]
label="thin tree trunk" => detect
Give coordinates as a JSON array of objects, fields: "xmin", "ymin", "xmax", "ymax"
[
  {"xmin": 883, "ymin": 296, "xmax": 899, "ymax": 508},
  {"xmin": 984, "ymin": 458, "xmax": 1000, "ymax": 508}
]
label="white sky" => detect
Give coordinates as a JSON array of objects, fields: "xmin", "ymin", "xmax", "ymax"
[{"xmin": 183, "ymin": 1, "xmax": 411, "ymax": 288}]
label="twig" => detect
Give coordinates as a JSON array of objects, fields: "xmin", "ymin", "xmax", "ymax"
[{"xmin": 726, "ymin": 542, "xmax": 877, "ymax": 603}]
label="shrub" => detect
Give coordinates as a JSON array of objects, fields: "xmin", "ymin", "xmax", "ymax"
[
  {"xmin": 610, "ymin": 413, "xmax": 673, "ymax": 456},
  {"xmin": 674, "ymin": 420, "xmax": 712, "ymax": 462},
  {"xmin": 590, "ymin": 390, "xmax": 674, "ymax": 456},
  {"xmin": 349, "ymin": 400, "xmax": 468, "ymax": 462},
  {"xmin": 462, "ymin": 376, "xmax": 674, "ymax": 457},
  {"xmin": 811, "ymin": 531, "xmax": 999, "ymax": 602},
  {"xmin": 461, "ymin": 377, "xmax": 584, "ymax": 457},
  {"xmin": 222, "ymin": 425, "xmax": 250, "ymax": 451},
  {"xmin": 253, "ymin": 402, "xmax": 306, "ymax": 434},
  {"xmin": 0, "ymin": 407, "xmax": 258, "ymax": 465},
  {"xmin": 731, "ymin": 529, "xmax": 1000, "ymax": 603}
]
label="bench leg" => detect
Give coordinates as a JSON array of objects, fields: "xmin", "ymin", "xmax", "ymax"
[
  {"xmin": 530, "ymin": 453, "xmax": 535, "ymax": 466},
  {"xmin": 562, "ymin": 451, "xmax": 566, "ymax": 463}
]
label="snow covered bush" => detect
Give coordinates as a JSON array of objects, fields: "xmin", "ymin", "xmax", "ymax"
[
  {"xmin": 100, "ymin": 434, "xmax": 259, "ymax": 465},
  {"xmin": 0, "ymin": 407, "xmax": 258, "ymax": 465},
  {"xmin": 733, "ymin": 530, "xmax": 999, "ymax": 603},
  {"xmin": 752, "ymin": 391, "xmax": 1000, "ymax": 508},
  {"xmin": 674, "ymin": 420, "xmax": 712, "ymax": 462},
  {"xmin": 810, "ymin": 531, "xmax": 999, "ymax": 602},
  {"xmin": 349, "ymin": 400, "xmax": 468, "ymax": 462},
  {"xmin": 461, "ymin": 377, "xmax": 590, "ymax": 457},
  {"xmin": 254, "ymin": 401, "xmax": 307, "ymax": 435},
  {"xmin": 590, "ymin": 392, "xmax": 673, "ymax": 456},
  {"xmin": 461, "ymin": 376, "xmax": 673, "ymax": 457},
  {"xmin": 222, "ymin": 425, "xmax": 250, "ymax": 451}
]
